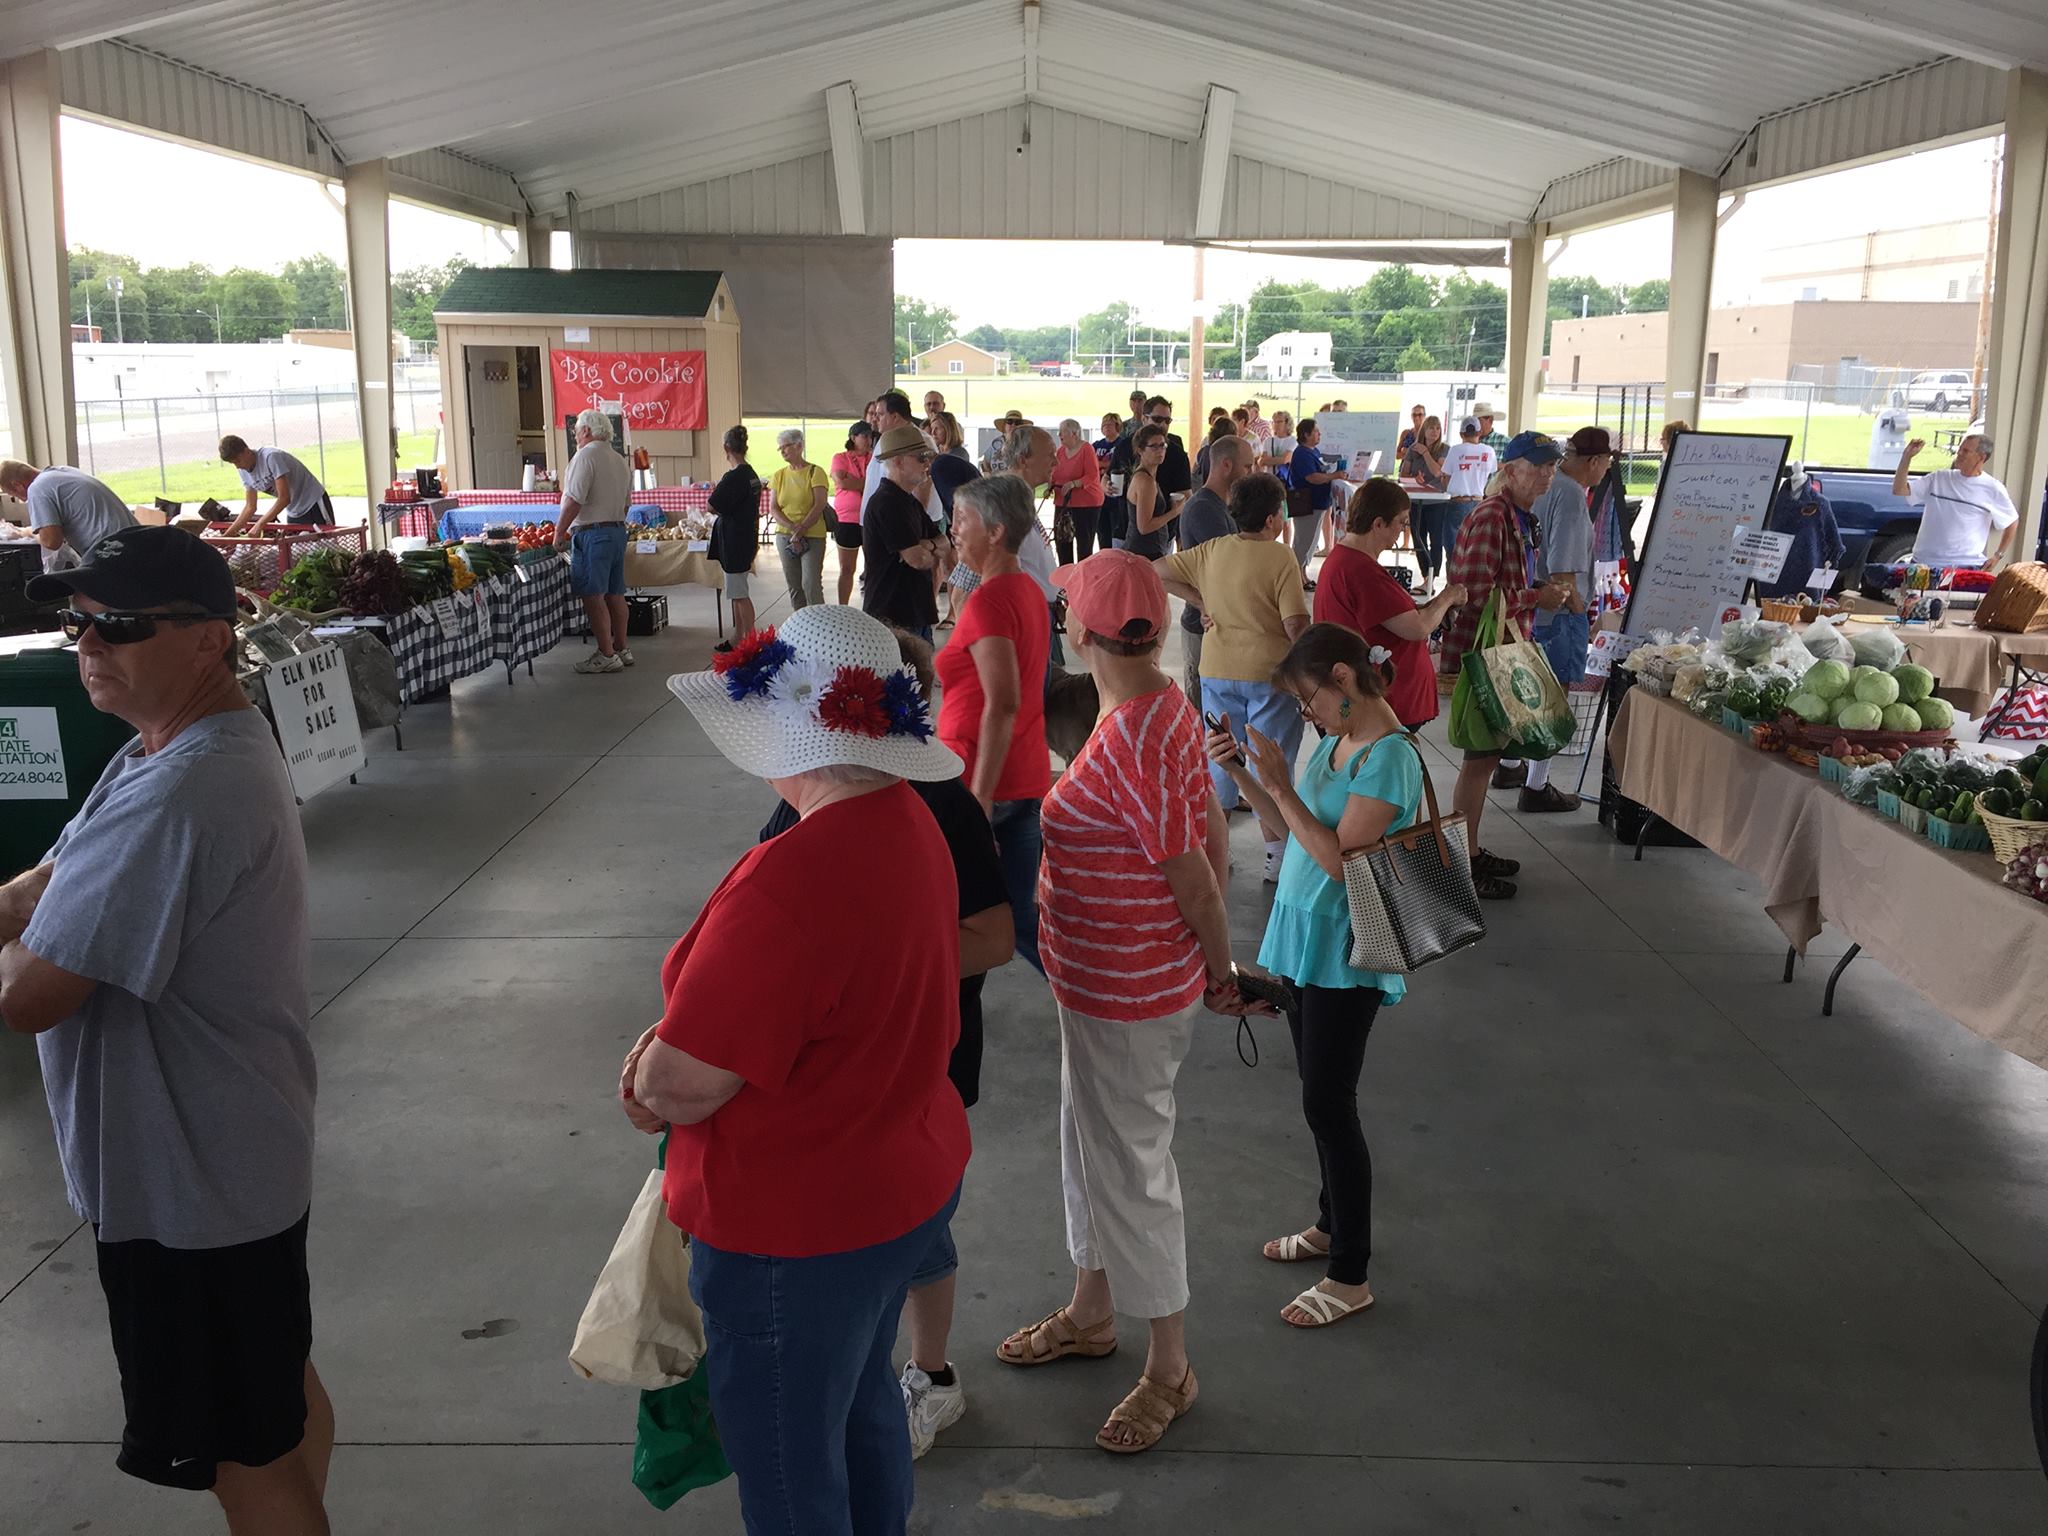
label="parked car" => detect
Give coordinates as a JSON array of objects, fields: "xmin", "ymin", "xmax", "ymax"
[{"xmin": 1898, "ymin": 369, "xmax": 1974, "ymax": 414}]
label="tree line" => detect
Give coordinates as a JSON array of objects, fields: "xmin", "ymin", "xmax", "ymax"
[
  {"xmin": 898, "ymin": 266, "xmax": 1669, "ymax": 376},
  {"xmin": 66, "ymin": 248, "xmax": 476, "ymax": 345}
]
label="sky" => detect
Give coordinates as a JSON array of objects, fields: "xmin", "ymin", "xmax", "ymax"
[{"xmin": 58, "ymin": 115, "xmax": 2001, "ymax": 318}]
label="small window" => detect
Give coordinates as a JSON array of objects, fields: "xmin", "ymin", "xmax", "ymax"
[
  {"xmin": 947, "ymin": 359, "xmax": 964, "ymax": 375},
  {"xmin": 1946, "ymin": 279, "xmax": 1960, "ymax": 300}
]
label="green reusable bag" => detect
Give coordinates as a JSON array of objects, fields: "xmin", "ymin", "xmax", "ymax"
[
  {"xmin": 1462, "ymin": 602, "xmax": 1575, "ymax": 761},
  {"xmin": 631, "ymin": 1370, "xmax": 732, "ymax": 1510},
  {"xmin": 1448, "ymin": 591, "xmax": 1510, "ymax": 753}
]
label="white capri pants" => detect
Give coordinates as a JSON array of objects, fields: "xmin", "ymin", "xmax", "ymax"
[{"xmin": 1058, "ymin": 998, "xmax": 1201, "ymax": 1320}]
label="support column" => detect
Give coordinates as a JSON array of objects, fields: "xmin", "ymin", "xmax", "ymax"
[
  {"xmin": 512, "ymin": 211, "xmax": 543, "ymax": 268},
  {"xmin": 0, "ymin": 50, "xmax": 75, "ymax": 467},
  {"xmin": 1664, "ymin": 169, "xmax": 1721, "ymax": 429},
  {"xmin": 343, "ymin": 159, "xmax": 395, "ymax": 544},
  {"xmin": 1988, "ymin": 67, "xmax": 2048, "ymax": 563},
  {"xmin": 1188, "ymin": 245, "xmax": 1206, "ymax": 429},
  {"xmin": 1505, "ymin": 224, "xmax": 1550, "ymax": 434}
]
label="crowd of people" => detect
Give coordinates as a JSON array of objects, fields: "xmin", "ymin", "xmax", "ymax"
[{"xmin": 0, "ymin": 378, "xmax": 1641, "ymax": 1536}]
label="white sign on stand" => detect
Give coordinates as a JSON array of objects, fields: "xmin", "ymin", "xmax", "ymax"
[
  {"xmin": 1623, "ymin": 431, "xmax": 1792, "ymax": 639},
  {"xmin": 1730, "ymin": 527, "xmax": 1794, "ymax": 581},
  {"xmin": 0, "ymin": 705, "xmax": 68, "ymax": 799},
  {"xmin": 263, "ymin": 644, "xmax": 363, "ymax": 802},
  {"xmin": 1313, "ymin": 412, "xmax": 1401, "ymax": 479}
]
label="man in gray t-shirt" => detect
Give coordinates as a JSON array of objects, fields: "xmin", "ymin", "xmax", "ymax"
[
  {"xmin": 0, "ymin": 460, "xmax": 137, "ymax": 570},
  {"xmin": 218, "ymin": 434, "xmax": 332, "ymax": 533},
  {"xmin": 1174, "ymin": 437, "xmax": 1255, "ymax": 712},
  {"xmin": 1, "ymin": 526, "xmax": 330, "ymax": 1520}
]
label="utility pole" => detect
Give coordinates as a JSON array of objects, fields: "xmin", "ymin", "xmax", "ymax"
[
  {"xmin": 1464, "ymin": 319, "xmax": 1477, "ymax": 371},
  {"xmin": 1189, "ymin": 245, "xmax": 1206, "ymax": 425},
  {"xmin": 107, "ymin": 276, "xmax": 125, "ymax": 344}
]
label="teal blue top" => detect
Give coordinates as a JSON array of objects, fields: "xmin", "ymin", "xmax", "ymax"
[{"xmin": 1256, "ymin": 732, "xmax": 1424, "ymax": 1002}]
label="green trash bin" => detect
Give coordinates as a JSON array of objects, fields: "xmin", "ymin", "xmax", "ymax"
[{"xmin": 0, "ymin": 646, "xmax": 137, "ymax": 880}]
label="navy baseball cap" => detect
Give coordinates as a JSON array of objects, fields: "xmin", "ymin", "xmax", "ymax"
[
  {"xmin": 1501, "ymin": 431, "xmax": 1563, "ymax": 466},
  {"xmin": 27, "ymin": 525, "xmax": 238, "ymax": 615}
]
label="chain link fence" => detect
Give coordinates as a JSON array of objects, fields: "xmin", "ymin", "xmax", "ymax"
[{"xmin": 73, "ymin": 386, "xmax": 443, "ymax": 500}]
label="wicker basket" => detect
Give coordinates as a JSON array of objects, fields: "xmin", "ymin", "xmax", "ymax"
[
  {"xmin": 1759, "ymin": 598, "xmax": 1808, "ymax": 624},
  {"xmin": 1974, "ymin": 795, "xmax": 2048, "ymax": 865}
]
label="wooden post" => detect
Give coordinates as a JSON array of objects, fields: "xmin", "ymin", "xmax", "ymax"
[{"xmin": 1188, "ymin": 245, "xmax": 1206, "ymax": 431}]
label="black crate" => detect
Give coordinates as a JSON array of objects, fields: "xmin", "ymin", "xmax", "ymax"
[{"xmin": 626, "ymin": 593, "xmax": 668, "ymax": 636}]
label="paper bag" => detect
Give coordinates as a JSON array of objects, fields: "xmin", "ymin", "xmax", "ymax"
[{"xmin": 568, "ymin": 1167, "xmax": 706, "ymax": 1389}]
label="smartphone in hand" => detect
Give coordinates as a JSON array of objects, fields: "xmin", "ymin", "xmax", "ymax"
[{"xmin": 1203, "ymin": 711, "xmax": 1244, "ymax": 764}]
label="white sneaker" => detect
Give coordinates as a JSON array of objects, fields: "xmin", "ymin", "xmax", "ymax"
[
  {"xmin": 1263, "ymin": 846, "xmax": 1285, "ymax": 883},
  {"xmin": 617, "ymin": 647, "xmax": 636, "ymax": 667},
  {"xmin": 574, "ymin": 652, "xmax": 624, "ymax": 674},
  {"xmin": 900, "ymin": 1362, "xmax": 965, "ymax": 1460}
]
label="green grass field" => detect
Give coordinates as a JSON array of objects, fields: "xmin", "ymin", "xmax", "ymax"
[{"xmin": 100, "ymin": 431, "xmax": 438, "ymax": 504}]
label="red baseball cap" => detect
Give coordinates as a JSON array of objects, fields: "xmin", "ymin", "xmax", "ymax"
[{"xmin": 1053, "ymin": 550, "xmax": 1166, "ymax": 644}]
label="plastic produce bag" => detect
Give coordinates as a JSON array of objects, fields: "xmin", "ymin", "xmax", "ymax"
[
  {"xmin": 1848, "ymin": 625, "xmax": 1908, "ymax": 672},
  {"xmin": 1448, "ymin": 593, "xmax": 1509, "ymax": 753},
  {"xmin": 632, "ymin": 1372, "xmax": 733, "ymax": 1510},
  {"xmin": 1462, "ymin": 601, "xmax": 1575, "ymax": 760},
  {"xmin": 1803, "ymin": 615, "xmax": 1855, "ymax": 664},
  {"xmin": 1718, "ymin": 618, "xmax": 1789, "ymax": 666}
]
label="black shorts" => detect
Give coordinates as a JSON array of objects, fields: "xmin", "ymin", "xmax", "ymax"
[
  {"xmin": 95, "ymin": 1210, "xmax": 313, "ymax": 1491},
  {"xmin": 832, "ymin": 521, "xmax": 864, "ymax": 551}
]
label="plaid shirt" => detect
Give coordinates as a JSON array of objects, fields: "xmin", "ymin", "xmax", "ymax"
[
  {"xmin": 1441, "ymin": 492, "xmax": 1543, "ymax": 674},
  {"xmin": 1481, "ymin": 429, "xmax": 1509, "ymax": 454}
]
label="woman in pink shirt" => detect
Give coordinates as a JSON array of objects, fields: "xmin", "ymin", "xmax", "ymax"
[
  {"xmin": 1050, "ymin": 418, "xmax": 1107, "ymax": 564},
  {"xmin": 829, "ymin": 420, "xmax": 875, "ymax": 606}
]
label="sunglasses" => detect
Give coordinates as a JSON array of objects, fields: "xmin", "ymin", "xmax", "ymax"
[
  {"xmin": 1149, "ymin": 415, "xmax": 1172, "ymax": 425},
  {"xmin": 60, "ymin": 608, "xmax": 229, "ymax": 644}
]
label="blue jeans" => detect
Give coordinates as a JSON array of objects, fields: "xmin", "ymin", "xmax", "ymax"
[
  {"xmin": 990, "ymin": 797, "xmax": 1044, "ymax": 975},
  {"xmin": 691, "ymin": 1184, "xmax": 962, "ymax": 1536},
  {"xmin": 1441, "ymin": 499, "xmax": 1480, "ymax": 570},
  {"xmin": 1200, "ymin": 676, "xmax": 1305, "ymax": 811}
]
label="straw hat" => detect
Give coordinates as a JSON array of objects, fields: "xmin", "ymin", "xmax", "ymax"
[
  {"xmin": 874, "ymin": 424, "xmax": 930, "ymax": 459},
  {"xmin": 668, "ymin": 605, "xmax": 964, "ymax": 782}
]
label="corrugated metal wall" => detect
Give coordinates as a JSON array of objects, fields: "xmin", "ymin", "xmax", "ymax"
[
  {"xmin": 388, "ymin": 148, "xmax": 525, "ymax": 222},
  {"xmin": 577, "ymin": 154, "xmax": 841, "ymax": 239},
  {"xmin": 1219, "ymin": 156, "xmax": 1509, "ymax": 240},
  {"xmin": 1723, "ymin": 57, "xmax": 2007, "ymax": 192},
  {"xmin": 1533, "ymin": 157, "xmax": 1673, "ymax": 230},
  {"xmin": 59, "ymin": 40, "xmax": 336, "ymax": 177}
]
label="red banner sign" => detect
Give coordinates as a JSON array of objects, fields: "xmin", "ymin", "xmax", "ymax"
[{"xmin": 550, "ymin": 350, "xmax": 707, "ymax": 431}]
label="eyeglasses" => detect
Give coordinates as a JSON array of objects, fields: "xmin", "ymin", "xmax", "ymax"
[
  {"xmin": 1294, "ymin": 683, "xmax": 1329, "ymax": 723},
  {"xmin": 60, "ymin": 608, "xmax": 229, "ymax": 644},
  {"xmin": 1149, "ymin": 415, "xmax": 1171, "ymax": 425}
]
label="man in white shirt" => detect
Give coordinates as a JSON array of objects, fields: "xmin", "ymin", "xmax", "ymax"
[
  {"xmin": 861, "ymin": 391, "xmax": 924, "ymax": 517},
  {"xmin": 1894, "ymin": 434, "xmax": 2019, "ymax": 569},
  {"xmin": 217, "ymin": 437, "xmax": 333, "ymax": 533},
  {"xmin": 553, "ymin": 408, "xmax": 636, "ymax": 673}
]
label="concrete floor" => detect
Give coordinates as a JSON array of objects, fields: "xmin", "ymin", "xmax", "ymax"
[{"xmin": 4, "ymin": 593, "xmax": 2047, "ymax": 1535}]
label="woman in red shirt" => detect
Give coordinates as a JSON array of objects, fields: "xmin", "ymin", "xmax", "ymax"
[
  {"xmin": 1049, "ymin": 417, "xmax": 1107, "ymax": 563},
  {"xmin": 997, "ymin": 550, "xmax": 1244, "ymax": 1457},
  {"xmin": 1314, "ymin": 480, "xmax": 1466, "ymax": 729},
  {"xmin": 939, "ymin": 474, "xmax": 1052, "ymax": 973},
  {"xmin": 622, "ymin": 603, "xmax": 971, "ymax": 1534}
]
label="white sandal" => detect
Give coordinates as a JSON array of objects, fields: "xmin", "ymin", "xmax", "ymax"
[
  {"xmin": 1282, "ymin": 1285, "xmax": 1374, "ymax": 1329},
  {"xmin": 1262, "ymin": 1231, "xmax": 1331, "ymax": 1263}
]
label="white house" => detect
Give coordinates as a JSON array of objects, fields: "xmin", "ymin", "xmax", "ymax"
[{"xmin": 1247, "ymin": 330, "xmax": 1333, "ymax": 381}]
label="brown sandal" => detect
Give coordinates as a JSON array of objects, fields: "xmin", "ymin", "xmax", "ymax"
[
  {"xmin": 996, "ymin": 1307, "xmax": 1117, "ymax": 1366},
  {"xmin": 1095, "ymin": 1365, "xmax": 1199, "ymax": 1454}
]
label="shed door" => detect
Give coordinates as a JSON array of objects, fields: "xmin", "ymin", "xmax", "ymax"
[{"xmin": 465, "ymin": 345, "xmax": 524, "ymax": 488}]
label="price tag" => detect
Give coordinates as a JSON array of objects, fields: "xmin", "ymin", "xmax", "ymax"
[
  {"xmin": 513, "ymin": 563, "xmax": 532, "ymax": 584},
  {"xmin": 429, "ymin": 595, "xmax": 460, "ymax": 639},
  {"xmin": 636, "ymin": 539, "xmax": 658, "ymax": 555},
  {"xmin": 687, "ymin": 539, "xmax": 710, "ymax": 553}
]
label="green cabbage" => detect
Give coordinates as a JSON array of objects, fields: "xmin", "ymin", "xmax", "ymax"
[
  {"xmin": 1892, "ymin": 663, "xmax": 1934, "ymax": 704},
  {"xmin": 1837, "ymin": 701, "xmax": 1884, "ymax": 731},
  {"xmin": 1852, "ymin": 667, "xmax": 1900, "ymax": 707},
  {"xmin": 1880, "ymin": 702, "xmax": 1921, "ymax": 733},
  {"xmin": 1913, "ymin": 697, "xmax": 1955, "ymax": 730},
  {"xmin": 1801, "ymin": 659, "xmax": 1852, "ymax": 700},
  {"xmin": 1787, "ymin": 691, "xmax": 1831, "ymax": 723}
]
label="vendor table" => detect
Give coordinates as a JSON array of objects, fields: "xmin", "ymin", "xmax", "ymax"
[
  {"xmin": 378, "ymin": 496, "xmax": 456, "ymax": 532},
  {"xmin": 622, "ymin": 540, "xmax": 722, "ymax": 590},
  {"xmin": 330, "ymin": 558, "xmax": 572, "ymax": 706},
  {"xmin": 1607, "ymin": 689, "xmax": 2048, "ymax": 1068}
]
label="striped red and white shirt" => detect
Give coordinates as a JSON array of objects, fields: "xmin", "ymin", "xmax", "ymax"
[{"xmin": 1038, "ymin": 685, "xmax": 1209, "ymax": 1022}]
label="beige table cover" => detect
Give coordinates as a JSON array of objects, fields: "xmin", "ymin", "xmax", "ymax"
[
  {"xmin": 1609, "ymin": 690, "xmax": 2048, "ymax": 1068},
  {"xmin": 622, "ymin": 542, "xmax": 723, "ymax": 590}
]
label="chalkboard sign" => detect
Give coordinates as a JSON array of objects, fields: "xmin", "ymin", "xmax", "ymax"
[{"xmin": 1623, "ymin": 431, "xmax": 1790, "ymax": 639}]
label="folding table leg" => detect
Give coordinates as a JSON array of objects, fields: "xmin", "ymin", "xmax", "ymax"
[
  {"xmin": 1822, "ymin": 943, "xmax": 1861, "ymax": 1017},
  {"xmin": 1633, "ymin": 810, "xmax": 1658, "ymax": 862},
  {"xmin": 1782, "ymin": 945, "xmax": 1797, "ymax": 983}
]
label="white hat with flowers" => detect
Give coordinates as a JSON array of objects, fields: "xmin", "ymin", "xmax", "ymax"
[{"xmin": 668, "ymin": 605, "xmax": 964, "ymax": 781}]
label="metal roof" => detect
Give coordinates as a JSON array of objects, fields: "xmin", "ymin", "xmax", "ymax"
[
  {"xmin": 12, "ymin": 0, "xmax": 2046, "ymax": 237},
  {"xmin": 432, "ymin": 267, "xmax": 725, "ymax": 319}
]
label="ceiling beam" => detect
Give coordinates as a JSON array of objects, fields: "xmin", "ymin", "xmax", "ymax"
[
  {"xmin": 1023, "ymin": 0, "xmax": 1040, "ymax": 98},
  {"xmin": 824, "ymin": 81, "xmax": 866, "ymax": 237},
  {"xmin": 1192, "ymin": 84, "xmax": 1236, "ymax": 240}
]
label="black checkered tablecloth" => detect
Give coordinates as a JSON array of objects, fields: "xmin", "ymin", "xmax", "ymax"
[
  {"xmin": 497, "ymin": 557, "xmax": 570, "ymax": 670},
  {"xmin": 383, "ymin": 600, "xmax": 494, "ymax": 702}
]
